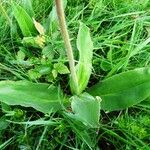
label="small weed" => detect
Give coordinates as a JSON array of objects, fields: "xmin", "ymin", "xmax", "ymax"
[{"xmin": 0, "ymin": 0, "xmax": 150, "ymax": 149}]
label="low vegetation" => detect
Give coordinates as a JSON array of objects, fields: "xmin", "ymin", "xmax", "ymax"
[{"xmin": 0, "ymin": 0, "xmax": 150, "ymax": 149}]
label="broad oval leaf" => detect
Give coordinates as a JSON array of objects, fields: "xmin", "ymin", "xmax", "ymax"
[
  {"xmin": 12, "ymin": 2, "xmax": 37, "ymax": 36},
  {"xmin": 88, "ymin": 67, "xmax": 150, "ymax": 111},
  {"xmin": 68, "ymin": 93, "xmax": 101, "ymax": 128},
  {"xmin": 54, "ymin": 63, "xmax": 70, "ymax": 74},
  {"xmin": 0, "ymin": 81, "xmax": 64, "ymax": 113}
]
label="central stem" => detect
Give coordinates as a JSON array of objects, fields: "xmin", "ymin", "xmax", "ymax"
[{"xmin": 55, "ymin": 0, "xmax": 78, "ymax": 93}]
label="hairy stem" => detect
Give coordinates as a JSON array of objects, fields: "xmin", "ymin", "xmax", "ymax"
[{"xmin": 55, "ymin": 0, "xmax": 78, "ymax": 93}]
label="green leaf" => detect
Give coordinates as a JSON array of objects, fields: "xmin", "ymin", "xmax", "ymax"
[
  {"xmin": 22, "ymin": 37, "xmax": 36, "ymax": 46},
  {"xmin": 1, "ymin": 103, "xmax": 11, "ymax": 113},
  {"xmin": 0, "ymin": 81, "xmax": 64, "ymax": 113},
  {"xmin": 42, "ymin": 45, "xmax": 54, "ymax": 60},
  {"xmin": 28, "ymin": 69, "xmax": 41, "ymax": 80},
  {"xmin": 0, "ymin": 116, "xmax": 9, "ymax": 131},
  {"xmin": 52, "ymin": 69, "xmax": 58, "ymax": 79},
  {"xmin": 88, "ymin": 67, "xmax": 150, "ymax": 111},
  {"xmin": 69, "ymin": 93, "xmax": 101, "ymax": 128},
  {"xmin": 47, "ymin": 0, "xmax": 67, "ymax": 34},
  {"xmin": 70, "ymin": 22, "xmax": 93, "ymax": 94},
  {"xmin": 12, "ymin": 2, "xmax": 37, "ymax": 37},
  {"xmin": 64, "ymin": 114, "xmax": 95, "ymax": 148},
  {"xmin": 37, "ymin": 65, "xmax": 52, "ymax": 75},
  {"xmin": 21, "ymin": 0, "xmax": 35, "ymax": 17},
  {"xmin": 100, "ymin": 59, "xmax": 112, "ymax": 71},
  {"xmin": 8, "ymin": 119, "xmax": 59, "ymax": 126},
  {"xmin": 54, "ymin": 63, "xmax": 70, "ymax": 74},
  {"xmin": 16, "ymin": 50, "xmax": 26, "ymax": 61},
  {"xmin": 138, "ymin": 97, "xmax": 150, "ymax": 109},
  {"xmin": 22, "ymin": 35, "xmax": 45, "ymax": 48},
  {"xmin": 0, "ymin": 137, "xmax": 14, "ymax": 150}
]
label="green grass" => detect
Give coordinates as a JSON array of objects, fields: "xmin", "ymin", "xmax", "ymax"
[{"xmin": 0, "ymin": 0, "xmax": 150, "ymax": 149}]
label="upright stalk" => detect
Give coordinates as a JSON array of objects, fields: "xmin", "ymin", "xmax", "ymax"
[{"xmin": 55, "ymin": 0, "xmax": 78, "ymax": 93}]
